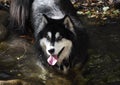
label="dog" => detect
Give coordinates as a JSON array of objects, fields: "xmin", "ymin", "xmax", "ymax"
[{"xmin": 10, "ymin": 0, "xmax": 88, "ymax": 73}]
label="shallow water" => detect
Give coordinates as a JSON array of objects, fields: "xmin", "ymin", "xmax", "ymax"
[
  {"xmin": 0, "ymin": 23, "xmax": 120, "ymax": 85},
  {"xmin": 0, "ymin": 11, "xmax": 120, "ymax": 84},
  {"xmin": 83, "ymin": 22, "xmax": 120, "ymax": 85}
]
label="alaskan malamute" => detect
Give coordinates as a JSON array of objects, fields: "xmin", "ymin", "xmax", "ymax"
[{"xmin": 10, "ymin": 0, "xmax": 88, "ymax": 73}]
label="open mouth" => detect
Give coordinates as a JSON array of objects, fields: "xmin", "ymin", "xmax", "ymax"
[{"xmin": 47, "ymin": 47, "xmax": 65, "ymax": 66}]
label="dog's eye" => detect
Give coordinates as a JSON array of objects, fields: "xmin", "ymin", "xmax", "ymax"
[
  {"xmin": 56, "ymin": 35, "xmax": 63, "ymax": 41},
  {"xmin": 46, "ymin": 35, "xmax": 51, "ymax": 41}
]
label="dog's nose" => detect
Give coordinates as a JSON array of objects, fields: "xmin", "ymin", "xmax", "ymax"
[{"xmin": 48, "ymin": 49, "xmax": 55, "ymax": 54}]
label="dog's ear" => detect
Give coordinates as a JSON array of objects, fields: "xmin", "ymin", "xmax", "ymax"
[
  {"xmin": 34, "ymin": 14, "xmax": 49, "ymax": 37},
  {"xmin": 63, "ymin": 16, "xmax": 74, "ymax": 32},
  {"xmin": 42, "ymin": 14, "xmax": 49, "ymax": 24}
]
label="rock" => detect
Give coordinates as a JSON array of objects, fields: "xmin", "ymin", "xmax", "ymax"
[
  {"xmin": 0, "ymin": 24, "xmax": 7, "ymax": 41},
  {"xmin": 0, "ymin": 10, "xmax": 9, "ymax": 26},
  {"xmin": 0, "ymin": 79, "xmax": 31, "ymax": 85},
  {"xmin": 0, "ymin": 35, "xmax": 48, "ymax": 84},
  {"xmin": 46, "ymin": 77, "xmax": 71, "ymax": 85},
  {"xmin": 0, "ymin": 10, "xmax": 9, "ymax": 41}
]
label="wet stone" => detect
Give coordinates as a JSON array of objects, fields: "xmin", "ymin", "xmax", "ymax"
[
  {"xmin": 0, "ymin": 24, "xmax": 7, "ymax": 41},
  {"xmin": 0, "ymin": 10, "xmax": 9, "ymax": 26}
]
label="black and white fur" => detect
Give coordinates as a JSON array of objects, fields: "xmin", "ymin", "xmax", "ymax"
[{"xmin": 10, "ymin": 0, "xmax": 88, "ymax": 73}]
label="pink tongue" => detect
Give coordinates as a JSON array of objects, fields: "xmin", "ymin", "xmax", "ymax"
[{"xmin": 47, "ymin": 55, "xmax": 58, "ymax": 66}]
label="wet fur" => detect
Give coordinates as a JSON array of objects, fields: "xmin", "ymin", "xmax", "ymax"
[{"xmin": 10, "ymin": 0, "xmax": 88, "ymax": 73}]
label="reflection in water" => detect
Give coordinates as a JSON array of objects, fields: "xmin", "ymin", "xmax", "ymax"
[
  {"xmin": 0, "ymin": 19, "xmax": 120, "ymax": 85},
  {"xmin": 0, "ymin": 37, "xmax": 84, "ymax": 85}
]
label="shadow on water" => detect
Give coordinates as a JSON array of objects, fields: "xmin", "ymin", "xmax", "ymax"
[
  {"xmin": 0, "ymin": 9, "xmax": 120, "ymax": 85},
  {"xmin": 82, "ymin": 18, "xmax": 120, "ymax": 85}
]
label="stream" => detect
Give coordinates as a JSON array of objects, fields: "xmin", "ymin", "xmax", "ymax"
[{"xmin": 0, "ymin": 10, "xmax": 120, "ymax": 85}]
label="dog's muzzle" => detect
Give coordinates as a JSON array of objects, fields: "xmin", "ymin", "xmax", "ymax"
[{"xmin": 47, "ymin": 47, "xmax": 65, "ymax": 66}]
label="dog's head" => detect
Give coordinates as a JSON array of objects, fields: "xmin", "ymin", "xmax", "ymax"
[{"xmin": 37, "ymin": 15, "xmax": 75, "ymax": 71}]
